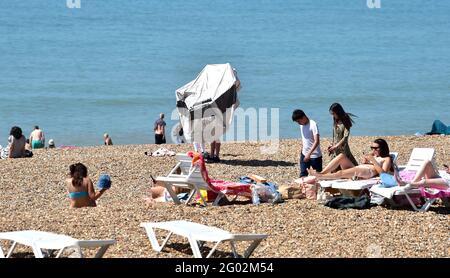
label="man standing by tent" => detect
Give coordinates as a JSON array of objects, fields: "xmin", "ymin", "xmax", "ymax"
[{"xmin": 154, "ymin": 113, "xmax": 166, "ymax": 144}]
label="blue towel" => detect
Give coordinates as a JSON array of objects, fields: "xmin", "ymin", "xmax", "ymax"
[
  {"xmin": 427, "ymin": 120, "xmax": 450, "ymax": 135},
  {"xmin": 379, "ymin": 173, "xmax": 397, "ymax": 188},
  {"xmin": 97, "ymin": 174, "xmax": 112, "ymax": 189},
  {"xmin": 239, "ymin": 176, "xmax": 254, "ymax": 184}
]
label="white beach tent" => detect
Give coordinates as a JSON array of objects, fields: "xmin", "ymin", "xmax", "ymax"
[{"xmin": 175, "ymin": 63, "xmax": 241, "ymax": 144}]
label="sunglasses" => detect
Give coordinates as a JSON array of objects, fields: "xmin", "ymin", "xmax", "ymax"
[{"xmin": 370, "ymin": 146, "xmax": 380, "ymax": 150}]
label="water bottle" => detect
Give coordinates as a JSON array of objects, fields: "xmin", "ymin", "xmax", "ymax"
[{"xmin": 251, "ymin": 186, "xmax": 260, "ymax": 205}]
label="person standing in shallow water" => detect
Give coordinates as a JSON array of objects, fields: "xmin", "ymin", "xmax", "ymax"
[
  {"xmin": 327, "ymin": 103, "xmax": 358, "ymax": 168},
  {"xmin": 154, "ymin": 113, "xmax": 166, "ymax": 144}
]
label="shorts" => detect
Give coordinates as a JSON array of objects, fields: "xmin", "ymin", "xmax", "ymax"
[
  {"xmin": 155, "ymin": 134, "xmax": 166, "ymax": 144},
  {"xmin": 32, "ymin": 140, "xmax": 45, "ymax": 149}
]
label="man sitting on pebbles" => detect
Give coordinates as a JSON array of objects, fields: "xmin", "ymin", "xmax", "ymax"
[{"xmin": 65, "ymin": 163, "xmax": 111, "ymax": 208}]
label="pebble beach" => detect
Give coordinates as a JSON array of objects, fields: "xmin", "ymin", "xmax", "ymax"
[{"xmin": 0, "ymin": 135, "xmax": 448, "ymax": 258}]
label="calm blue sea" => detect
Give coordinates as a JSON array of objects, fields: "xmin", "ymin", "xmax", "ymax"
[{"xmin": 1, "ymin": 0, "xmax": 449, "ymax": 146}]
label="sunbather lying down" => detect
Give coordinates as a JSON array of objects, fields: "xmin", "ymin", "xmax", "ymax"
[
  {"xmin": 394, "ymin": 159, "xmax": 450, "ymax": 191},
  {"xmin": 310, "ymin": 139, "xmax": 393, "ymax": 180}
]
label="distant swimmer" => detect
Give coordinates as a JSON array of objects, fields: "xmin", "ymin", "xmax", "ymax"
[{"xmin": 29, "ymin": 125, "xmax": 45, "ymax": 149}]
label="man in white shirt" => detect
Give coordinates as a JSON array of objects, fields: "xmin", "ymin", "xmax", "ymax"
[{"xmin": 292, "ymin": 109, "xmax": 323, "ymax": 177}]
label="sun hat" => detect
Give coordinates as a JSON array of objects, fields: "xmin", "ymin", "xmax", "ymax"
[{"xmin": 48, "ymin": 139, "xmax": 55, "ymax": 148}]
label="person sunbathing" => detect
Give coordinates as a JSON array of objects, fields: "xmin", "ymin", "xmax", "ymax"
[
  {"xmin": 394, "ymin": 160, "xmax": 450, "ymax": 191},
  {"xmin": 144, "ymin": 175, "xmax": 188, "ymax": 203},
  {"xmin": 66, "ymin": 163, "xmax": 109, "ymax": 208},
  {"xmin": 310, "ymin": 138, "xmax": 393, "ymax": 180}
]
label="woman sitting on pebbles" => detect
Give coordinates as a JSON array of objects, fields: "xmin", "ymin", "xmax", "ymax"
[
  {"xmin": 66, "ymin": 163, "xmax": 110, "ymax": 208},
  {"xmin": 310, "ymin": 138, "xmax": 393, "ymax": 180}
]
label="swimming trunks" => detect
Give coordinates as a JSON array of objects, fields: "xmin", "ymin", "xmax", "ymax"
[{"xmin": 31, "ymin": 140, "xmax": 44, "ymax": 149}]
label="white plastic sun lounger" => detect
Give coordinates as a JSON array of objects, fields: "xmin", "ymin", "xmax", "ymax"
[
  {"xmin": 140, "ymin": 221, "xmax": 268, "ymax": 258},
  {"xmin": 0, "ymin": 230, "xmax": 116, "ymax": 258},
  {"xmin": 370, "ymin": 148, "xmax": 435, "ymax": 211},
  {"xmin": 319, "ymin": 152, "xmax": 398, "ymax": 196},
  {"xmin": 156, "ymin": 153, "xmax": 224, "ymax": 206},
  {"xmin": 157, "ymin": 153, "xmax": 244, "ymax": 206}
]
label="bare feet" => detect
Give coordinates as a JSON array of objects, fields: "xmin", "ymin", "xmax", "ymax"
[{"xmin": 308, "ymin": 167, "xmax": 320, "ymax": 177}]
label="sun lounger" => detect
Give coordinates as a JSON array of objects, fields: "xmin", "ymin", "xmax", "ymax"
[
  {"xmin": 156, "ymin": 153, "xmax": 250, "ymax": 206},
  {"xmin": 319, "ymin": 152, "xmax": 399, "ymax": 197},
  {"xmin": 370, "ymin": 148, "xmax": 436, "ymax": 211},
  {"xmin": 140, "ymin": 220, "xmax": 268, "ymax": 258},
  {"xmin": 0, "ymin": 230, "xmax": 116, "ymax": 258}
]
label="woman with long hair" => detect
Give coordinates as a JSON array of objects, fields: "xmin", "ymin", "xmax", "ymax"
[
  {"xmin": 311, "ymin": 138, "xmax": 393, "ymax": 180},
  {"xmin": 327, "ymin": 103, "xmax": 358, "ymax": 166}
]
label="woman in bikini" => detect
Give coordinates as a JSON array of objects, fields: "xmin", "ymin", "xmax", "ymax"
[
  {"xmin": 65, "ymin": 163, "xmax": 109, "ymax": 208},
  {"xmin": 310, "ymin": 138, "xmax": 393, "ymax": 180}
]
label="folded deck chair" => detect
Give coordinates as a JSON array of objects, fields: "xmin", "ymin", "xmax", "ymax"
[
  {"xmin": 0, "ymin": 230, "xmax": 116, "ymax": 258},
  {"xmin": 370, "ymin": 148, "xmax": 435, "ymax": 211},
  {"xmin": 319, "ymin": 152, "xmax": 399, "ymax": 197},
  {"xmin": 156, "ymin": 153, "xmax": 251, "ymax": 206},
  {"xmin": 140, "ymin": 221, "xmax": 268, "ymax": 258}
]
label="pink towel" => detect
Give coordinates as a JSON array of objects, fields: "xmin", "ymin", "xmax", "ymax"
[
  {"xmin": 399, "ymin": 170, "xmax": 417, "ymax": 182},
  {"xmin": 210, "ymin": 180, "xmax": 252, "ymax": 198},
  {"xmin": 420, "ymin": 187, "xmax": 450, "ymax": 199}
]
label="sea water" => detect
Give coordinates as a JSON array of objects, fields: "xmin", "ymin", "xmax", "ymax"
[{"xmin": 0, "ymin": 0, "xmax": 449, "ymax": 146}]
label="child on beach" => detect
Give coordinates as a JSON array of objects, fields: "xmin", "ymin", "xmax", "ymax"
[
  {"xmin": 65, "ymin": 163, "xmax": 110, "ymax": 208},
  {"xmin": 292, "ymin": 109, "xmax": 322, "ymax": 177}
]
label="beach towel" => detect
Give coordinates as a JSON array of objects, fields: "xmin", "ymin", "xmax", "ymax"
[
  {"xmin": 420, "ymin": 187, "xmax": 450, "ymax": 199},
  {"xmin": 325, "ymin": 196, "xmax": 370, "ymax": 210},
  {"xmin": 147, "ymin": 148, "xmax": 176, "ymax": 157},
  {"xmin": 379, "ymin": 173, "xmax": 397, "ymax": 188},
  {"xmin": 426, "ymin": 120, "xmax": 450, "ymax": 135},
  {"xmin": 186, "ymin": 151, "xmax": 252, "ymax": 201}
]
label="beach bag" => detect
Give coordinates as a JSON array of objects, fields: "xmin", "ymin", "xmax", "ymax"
[
  {"xmin": 251, "ymin": 183, "xmax": 283, "ymax": 204},
  {"xmin": 279, "ymin": 184, "xmax": 305, "ymax": 199},
  {"xmin": 379, "ymin": 173, "xmax": 397, "ymax": 188},
  {"xmin": 294, "ymin": 176, "xmax": 318, "ymax": 200},
  {"xmin": 302, "ymin": 183, "xmax": 318, "ymax": 200},
  {"xmin": 97, "ymin": 174, "xmax": 112, "ymax": 189},
  {"xmin": 325, "ymin": 196, "xmax": 370, "ymax": 210}
]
